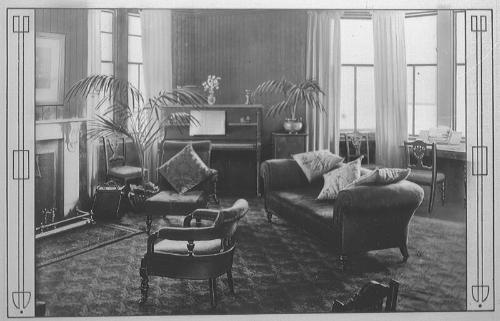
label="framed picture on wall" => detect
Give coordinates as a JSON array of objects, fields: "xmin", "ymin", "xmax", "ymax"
[{"xmin": 35, "ymin": 32, "xmax": 65, "ymax": 105}]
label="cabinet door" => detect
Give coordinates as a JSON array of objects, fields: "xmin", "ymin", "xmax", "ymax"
[{"xmin": 274, "ymin": 135, "xmax": 306, "ymax": 158}]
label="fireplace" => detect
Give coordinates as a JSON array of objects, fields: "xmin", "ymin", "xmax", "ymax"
[{"xmin": 35, "ymin": 119, "xmax": 92, "ymax": 237}]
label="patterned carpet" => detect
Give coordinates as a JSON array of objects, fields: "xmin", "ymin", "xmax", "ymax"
[{"xmin": 35, "ymin": 197, "xmax": 466, "ymax": 316}]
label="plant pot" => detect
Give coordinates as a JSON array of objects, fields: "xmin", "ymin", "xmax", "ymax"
[
  {"xmin": 283, "ymin": 118, "xmax": 303, "ymax": 134},
  {"xmin": 128, "ymin": 188, "xmax": 157, "ymax": 213}
]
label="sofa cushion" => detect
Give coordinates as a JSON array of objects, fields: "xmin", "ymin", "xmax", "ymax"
[
  {"xmin": 269, "ymin": 186, "xmax": 335, "ymax": 226},
  {"xmin": 292, "ymin": 150, "xmax": 344, "ymax": 183},
  {"xmin": 158, "ymin": 144, "xmax": 211, "ymax": 194},
  {"xmin": 317, "ymin": 157, "xmax": 362, "ymax": 200},
  {"xmin": 347, "ymin": 168, "xmax": 411, "ymax": 188}
]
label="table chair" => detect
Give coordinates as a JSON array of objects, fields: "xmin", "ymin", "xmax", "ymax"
[
  {"xmin": 102, "ymin": 136, "xmax": 145, "ymax": 186},
  {"xmin": 332, "ymin": 279, "xmax": 399, "ymax": 312},
  {"xmin": 343, "ymin": 132, "xmax": 377, "ymax": 169},
  {"xmin": 139, "ymin": 199, "xmax": 249, "ymax": 308},
  {"xmin": 404, "ymin": 140, "xmax": 446, "ymax": 213}
]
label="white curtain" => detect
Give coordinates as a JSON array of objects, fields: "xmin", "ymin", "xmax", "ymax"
[
  {"xmin": 373, "ymin": 11, "xmax": 408, "ymax": 168},
  {"xmin": 305, "ymin": 11, "xmax": 342, "ymax": 154},
  {"xmin": 87, "ymin": 10, "xmax": 101, "ymax": 196},
  {"xmin": 140, "ymin": 9, "xmax": 173, "ymax": 182}
]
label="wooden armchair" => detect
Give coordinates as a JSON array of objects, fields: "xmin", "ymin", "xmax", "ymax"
[
  {"xmin": 139, "ymin": 199, "xmax": 249, "ymax": 308},
  {"xmin": 143, "ymin": 140, "xmax": 218, "ymax": 234},
  {"xmin": 332, "ymin": 279, "xmax": 399, "ymax": 312}
]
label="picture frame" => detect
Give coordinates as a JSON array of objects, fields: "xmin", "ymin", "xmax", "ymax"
[{"xmin": 35, "ymin": 32, "xmax": 65, "ymax": 105}]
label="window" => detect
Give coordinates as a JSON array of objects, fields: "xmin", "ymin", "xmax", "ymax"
[
  {"xmin": 405, "ymin": 14, "xmax": 438, "ymax": 135},
  {"xmin": 100, "ymin": 10, "xmax": 115, "ymax": 75},
  {"xmin": 455, "ymin": 11, "xmax": 466, "ymax": 135},
  {"xmin": 128, "ymin": 13, "xmax": 144, "ymax": 92},
  {"xmin": 340, "ymin": 19, "xmax": 375, "ymax": 132}
]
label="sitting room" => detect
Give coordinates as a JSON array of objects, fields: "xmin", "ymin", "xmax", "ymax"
[{"xmin": 4, "ymin": 3, "xmax": 494, "ymax": 317}]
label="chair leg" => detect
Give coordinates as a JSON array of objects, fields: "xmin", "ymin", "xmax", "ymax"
[
  {"xmin": 339, "ymin": 255, "xmax": 348, "ymax": 272},
  {"xmin": 227, "ymin": 269, "xmax": 235, "ymax": 295},
  {"xmin": 428, "ymin": 183, "xmax": 436, "ymax": 213},
  {"xmin": 145, "ymin": 215, "xmax": 152, "ymax": 235},
  {"xmin": 209, "ymin": 278, "xmax": 217, "ymax": 308},
  {"xmin": 139, "ymin": 259, "xmax": 149, "ymax": 305},
  {"xmin": 440, "ymin": 180, "xmax": 446, "ymax": 206},
  {"xmin": 400, "ymin": 243, "xmax": 409, "ymax": 262}
]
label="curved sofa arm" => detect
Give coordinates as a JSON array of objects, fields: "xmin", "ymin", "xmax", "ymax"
[
  {"xmin": 334, "ymin": 180, "xmax": 424, "ymax": 220},
  {"xmin": 260, "ymin": 159, "xmax": 308, "ymax": 192}
]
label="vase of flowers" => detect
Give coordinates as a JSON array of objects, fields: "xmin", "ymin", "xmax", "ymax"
[{"xmin": 202, "ymin": 75, "xmax": 221, "ymax": 105}]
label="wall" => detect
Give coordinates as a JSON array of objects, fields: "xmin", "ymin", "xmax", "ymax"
[
  {"xmin": 35, "ymin": 9, "xmax": 88, "ymax": 120},
  {"xmin": 172, "ymin": 9, "xmax": 308, "ymax": 152},
  {"xmin": 35, "ymin": 9, "xmax": 89, "ymax": 204}
]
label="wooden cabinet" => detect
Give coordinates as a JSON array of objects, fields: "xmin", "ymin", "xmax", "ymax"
[{"xmin": 272, "ymin": 133, "xmax": 307, "ymax": 159}]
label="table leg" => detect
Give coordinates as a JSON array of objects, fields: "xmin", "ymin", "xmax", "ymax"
[
  {"xmin": 463, "ymin": 163, "xmax": 467, "ymax": 209},
  {"xmin": 145, "ymin": 215, "xmax": 152, "ymax": 235}
]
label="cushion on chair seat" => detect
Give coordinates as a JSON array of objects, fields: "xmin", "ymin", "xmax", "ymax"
[
  {"xmin": 154, "ymin": 238, "xmax": 223, "ymax": 255},
  {"xmin": 108, "ymin": 165, "xmax": 144, "ymax": 179},
  {"xmin": 144, "ymin": 190, "xmax": 206, "ymax": 216},
  {"xmin": 407, "ymin": 169, "xmax": 445, "ymax": 185}
]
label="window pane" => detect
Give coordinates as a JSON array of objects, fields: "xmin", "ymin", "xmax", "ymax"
[
  {"xmin": 356, "ymin": 67, "xmax": 375, "ymax": 130},
  {"xmin": 340, "ymin": 66, "xmax": 355, "ymax": 130},
  {"xmin": 405, "ymin": 15, "xmax": 437, "ymax": 64},
  {"xmin": 128, "ymin": 36, "xmax": 143, "ymax": 63},
  {"xmin": 101, "ymin": 32, "xmax": 113, "ymax": 61},
  {"xmin": 456, "ymin": 65, "xmax": 466, "ymax": 134},
  {"xmin": 407, "ymin": 66, "xmax": 414, "ymax": 134},
  {"xmin": 128, "ymin": 14, "xmax": 141, "ymax": 36},
  {"xmin": 414, "ymin": 66, "xmax": 437, "ymax": 133},
  {"xmin": 128, "ymin": 64, "xmax": 139, "ymax": 89},
  {"xmin": 101, "ymin": 62, "xmax": 114, "ymax": 76},
  {"xmin": 139, "ymin": 64, "xmax": 145, "ymax": 92},
  {"xmin": 341, "ymin": 19, "xmax": 374, "ymax": 64},
  {"xmin": 100, "ymin": 11, "xmax": 113, "ymax": 33},
  {"xmin": 456, "ymin": 11, "xmax": 465, "ymax": 64}
]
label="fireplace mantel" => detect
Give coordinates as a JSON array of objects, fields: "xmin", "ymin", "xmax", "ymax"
[{"xmin": 35, "ymin": 118, "xmax": 86, "ymax": 216}]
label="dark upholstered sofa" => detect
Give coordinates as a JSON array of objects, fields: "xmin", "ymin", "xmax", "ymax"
[{"xmin": 260, "ymin": 159, "xmax": 424, "ymax": 270}]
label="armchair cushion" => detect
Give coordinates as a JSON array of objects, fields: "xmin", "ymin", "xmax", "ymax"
[
  {"xmin": 144, "ymin": 190, "xmax": 206, "ymax": 216},
  {"xmin": 292, "ymin": 150, "xmax": 344, "ymax": 183},
  {"xmin": 158, "ymin": 144, "xmax": 212, "ymax": 194},
  {"xmin": 317, "ymin": 157, "xmax": 362, "ymax": 200},
  {"xmin": 154, "ymin": 238, "xmax": 223, "ymax": 255},
  {"xmin": 108, "ymin": 165, "xmax": 144, "ymax": 179}
]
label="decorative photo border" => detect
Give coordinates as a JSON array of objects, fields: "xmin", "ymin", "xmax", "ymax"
[{"xmin": 1, "ymin": 2, "xmax": 498, "ymax": 319}]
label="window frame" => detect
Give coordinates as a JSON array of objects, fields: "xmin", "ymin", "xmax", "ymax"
[
  {"xmin": 127, "ymin": 12, "xmax": 144, "ymax": 92},
  {"xmin": 100, "ymin": 9, "xmax": 117, "ymax": 76},
  {"xmin": 453, "ymin": 10, "xmax": 466, "ymax": 136}
]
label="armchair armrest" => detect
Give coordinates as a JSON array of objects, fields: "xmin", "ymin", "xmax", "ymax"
[
  {"xmin": 183, "ymin": 208, "xmax": 220, "ymax": 227},
  {"xmin": 260, "ymin": 159, "xmax": 308, "ymax": 192},
  {"xmin": 334, "ymin": 180, "xmax": 424, "ymax": 221}
]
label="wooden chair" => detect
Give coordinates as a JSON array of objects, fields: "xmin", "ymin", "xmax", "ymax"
[
  {"xmin": 404, "ymin": 140, "xmax": 446, "ymax": 213},
  {"xmin": 344, "ymin": 132, "xmax": 376, "ymax": 169},
  {"xmin": 143, "ymin": 140, "xmax": 218, "ymax": 234},
  {"xmin": 102, "ymin": 136, "xmax": 145, "ymax": 185},
  {"xmin": 139, "ymin": 199, "xmax": 249, "ymax": 308},
  {"xmin": 332, "ymin": 279, "xmax": 399, "ymax": 312}
]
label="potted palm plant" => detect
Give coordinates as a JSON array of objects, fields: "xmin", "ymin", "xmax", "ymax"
[
  {"xmin": 65, "ymin": 75, "xmax": 206, "ymax": 211},
  {"xmin": 252, "ymin": 78, "xmax": 325, "ymax": 133}
]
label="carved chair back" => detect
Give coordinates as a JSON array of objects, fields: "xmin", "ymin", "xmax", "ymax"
[
  {"xmin": 404, "ymin": 140, "xmax": 437, "ymax": 177},
  {"xmin": 332, "ymin": 279, "xmax": 399, "ymax": 312},
  {"xmin": 344, "ymin": 132, "xmax": 370, "ymax": 164},
  {"xmin": 102, "ymin": 136, "xmax": 126, "ymax": 175}
]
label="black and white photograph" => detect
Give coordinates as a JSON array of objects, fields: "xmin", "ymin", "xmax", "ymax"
[{"xmin": 0, "ymin": 0, "xmax": 499, "ymax": 320}]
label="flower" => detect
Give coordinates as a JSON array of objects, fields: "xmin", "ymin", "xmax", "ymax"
[{"xmin": 202, "ymin": 75, "xmax": 221, "ymax": 93}]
